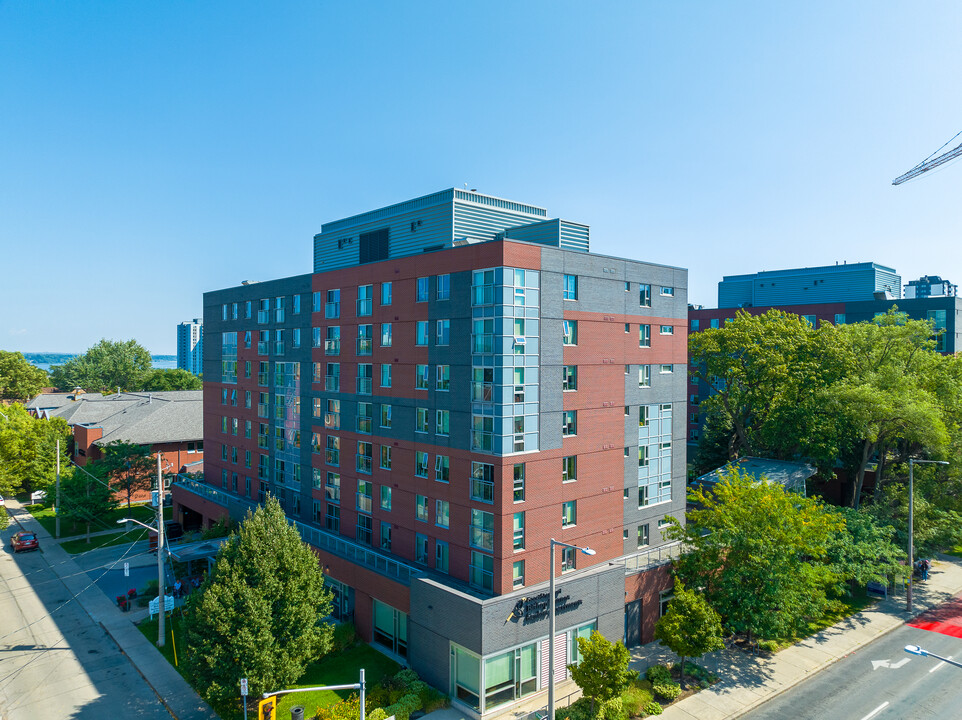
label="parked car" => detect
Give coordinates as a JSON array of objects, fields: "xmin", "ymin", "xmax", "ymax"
[{"xmin": 11, "ymin": 531, "xmax": 39, "ymax": 553}]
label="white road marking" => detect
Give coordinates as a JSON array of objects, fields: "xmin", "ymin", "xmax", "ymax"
[
  {"xmin": 871, "ymin": 657, "xmax": 911, "ymax": 670},
  {"xmin": 859, "ymin": 701, "xmax": 889, "ymax": 720},
  {"xmin": 929, "ymin": 655, "xmax": 953, "ymax": 673}
]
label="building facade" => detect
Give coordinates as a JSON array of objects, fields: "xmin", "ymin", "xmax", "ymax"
[
  {"xmin": 172, "ymin": 190, "xmax": 688, "ymax": 718},
  {"xmin": 177, "ymin": 319, "xmax": 204, "ymax": 375}
]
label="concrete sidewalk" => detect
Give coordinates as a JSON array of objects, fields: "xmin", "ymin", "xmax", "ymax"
[
  {"xmin": 8, "ymin": 498, "xmax": 219, "ymax": 720},
  {"xmin": 631, "ymin": 555, "xmax": 962, "ymax": 719}
]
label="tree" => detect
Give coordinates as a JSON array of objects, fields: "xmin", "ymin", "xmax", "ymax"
[
  {"xmin": 824, "ymin": 507, "xmax": 908, "ymax": 591},
  {"xmin": 49, "ymin": 339, "xmax": 152, "ymax": 392},
  {"xmin": 567, "ymin": 631, "xmax": 633, "ymax": 714},
  {"xmin": 0, "ymin": 350, "xmax": 49, "ymax": 401},
  {"xmin": 89, "ymin": 441, "xmax": 154, "ymax": 509},
  {"xmin": 183, "ymin": 497, "xmax": 333, "ymax": 711},
  {"xmin": 58, "ymin": 466, "xmax": 118, "ymax": 542},
  {"xmin": 654, "ymin": 579, "xmax": 724, "ymax": 688},
  {"xmin": 665, "ymin": 468, "xmax": 844, "ymax": 642},
  {"xmin": 0, "ymin": 402, "xmax": 71, "ymax": 498},
  {"xmin": 141, "ymin": 368, "xmax": 202, "ymax": 391}
]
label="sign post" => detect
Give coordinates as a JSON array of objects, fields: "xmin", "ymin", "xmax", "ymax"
[{"xmin": 240, "ymin": 678, "xmax": 248, "ymax": 719}]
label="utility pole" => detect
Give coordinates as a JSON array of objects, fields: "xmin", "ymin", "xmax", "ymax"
[
  {"xmin": 55, "ymin": 439, "xmax": 61, "ymax": 539},
  {"xmin": 157, "ymin": 453, "xmax": 166, "ymax": 647}
]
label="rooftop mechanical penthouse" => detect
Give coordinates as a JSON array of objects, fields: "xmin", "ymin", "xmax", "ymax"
[{"xmin": 173, "ymin": 188, "xmax": 688, "ymax": 718}]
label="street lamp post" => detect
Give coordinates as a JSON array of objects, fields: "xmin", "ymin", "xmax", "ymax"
[
  {"xmin": 907, "ymin": 458, "xmax": 949, "ymax": 613},
  {"xmin": 905, "ymin": 644, "xmax": 962, "ymax": 669},
  {"xmin": 548, "ymin": 539, "xmax": 595, "ymax": 720}
]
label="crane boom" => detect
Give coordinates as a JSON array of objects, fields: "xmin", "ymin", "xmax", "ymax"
[{"xmin": 893, "ymin": 138, "xmax": 962, "ymax": 185}]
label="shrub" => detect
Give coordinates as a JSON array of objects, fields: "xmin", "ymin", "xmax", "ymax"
[
  {"xmin": 331, "ymin": 622, "xmax": 358, "ymax": 652},
  {"xmin": 366, "ymin": 710, "xmax": 388, "ymax": 720},
  {"xmin": 600, "ymin": 696, "xmax": 627, "ymax": 720},
  {"xmin": 757, "ymin": 639, "xmax": 779, "ymax": 654},
  {"xmin": 557, "ymin": 696, "xmax": 593, "ymax": 720},
  {"xmin": 421, "ymin": 686, "xmax": 449, "ymax": 713},
  {"xmin": 642, "ymin": 701, "xmax": 663, "ymax": 716},
  {"xmin": 645, "ymin": 665, "xmax": 671, "ymax": 685},
  {"xmin": 652, "ymin": 681, "xmax": 681, "ymax": 702},
  {"xmin": 382, "ymin": 693, "xmax": 420, "ymax": 720},
  {"xmin": 621, "ymin": 683, "xmax": 654, "ymax": 717},
  {"xmin": 394, "ymin": 668, "xmax": 420, "ymax": 688}
]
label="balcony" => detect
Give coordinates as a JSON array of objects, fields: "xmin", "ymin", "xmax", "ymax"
[{"xmin": 324, "ymin": 340, "xmax": 340, "ymax": 356}]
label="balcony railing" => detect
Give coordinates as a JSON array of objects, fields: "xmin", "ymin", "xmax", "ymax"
[{"xmin": 621, "ymin": 541, "xmax": 684, "ymax": 574}]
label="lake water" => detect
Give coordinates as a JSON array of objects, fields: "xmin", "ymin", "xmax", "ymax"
[{"xmin": 25, "ymin": 355, "xmax": 177, "ymax": 372}]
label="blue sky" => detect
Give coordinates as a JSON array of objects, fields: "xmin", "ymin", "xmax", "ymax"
[{"xmin": 2, "ymin": 1, "xmax": 961, "ymax": 354}]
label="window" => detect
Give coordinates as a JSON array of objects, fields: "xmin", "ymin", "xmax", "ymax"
[
  {"xmin": 562, "ymin": 365, "xmax": 577, "ymax": 391},
  {"xmin": 638, "ymin": 523, "xmax": 650, "ymax": 548},
  {"xmin": 380, "ymin": 522, "xmax": 392, "ymax": 551},
  {"xmin": 326, "ymin": 436, "xmax": 340, "ymax": 466},
  {"xmin": 356, "ymin": 514, "xmax": 373, "ymax": 545},
  {"xmin": 661, "ymin": 286, "xmax": 674, "ymax": 296},
  {"xmin": 380, "ymin": 445, "xmax": 392, "ymax": 470},
  {"xmin": 274, "ymin": 296, "xmax": 285, "ymax": 323},
  {"xmin": 513, "ymin": 560, "xmax": 525, "ymax": 588},
  {"xmin": 325, "ymin": 471, "xmax": 340, "ymax": 502},
  {"xmin": 472, "ymin": 414, "xmax": 493, "ymax": 451},
  {"xmin": 639, "ymin": 445, "xmax": 649, "ymax": 468},
  {"xmin": 470, "ymin": 551, "xmax": 493, "ymax": 592},
  {"xmin": 416, "ymin": 495, "xmax": 429, "ymax": 523},
  {"xmin": 639, "ymin": 284, "xmax": 651, "ymax": 307},
  {"xmin": 471, "ymin": 462, "xmax": 494, "ymax": 503},
  {"xmin": 415, "ymin": 364, "xmax": 429, "ymax": 390},
  {"xmin": 415, "ymin": 451, "xmax": 429, "ymax": 478},
  {"xmin": 562, "ymin": 456, "xmax": 577, "ymax": 483},
  {"xmin": 802, "ymin": 314, "xmax": 816, "ymax": 326},
  {"xmin": 562, "ymin": 501, "xmax": 576, "ymax": 527},
  {"xmin": 325, "ymin": 326, "xmax": 340, "ymax": 355},
  {"xmin": 381, "ymin": 323, "xmax": 392, "ymax": 347},
  {"xmin": 357, "ymin": 324, "xmax": 373, "ymax": 355},
  {"xmin": 470, "ymin": 509, "xmax": 494, "ymax": 551},
  {"xmin": 380, "ymin": 364, "xmax": 392, "ymax": 388},
  {"xmin": 415, "ymin": 534, "xmax": 429, "ymax": 564},
  {"xmin": 473, "ymin": 318, "xmax": 494, "ymax": 353},
  {"xmin": 357, "ymin": 363, "xmax": 373, "ymax": 395},
  {"xmin": 292, "ymin": 328, "xmax": 301, "ymax": 348},
  {"xmin": 312, "ymin": 291, "xmax": 321, "ymax": 313},
  {"xmin": 356, "ymin": 402, "xmax": 372, "ymax": 434},
  {"xmin": 690, "ymin": 318, "xmax": 700, "ymax": 331},
  {"xmin": 710, "ymin": 318, "xmax": 719, "ymax": 329},
  {"xmin": 325, "ymin": 289, "xmax": 340, "ymax": 319},
  {"xmin": 312, "ymin": 468, "xmax": 322, "ymax": 490},
  {"xmin": 356, "ymin": 479, "xmax": 373, "ymax": 513},
  {"xmin": 660, "ymin": 364, "xmax": 673, "ymax": 374},
  {"xmin": 435, "ymin": 409, "xmax": 450, "ymax": 436},
  {"xmin": 380, "ymin": 404, "xmax": 392, "ymax": 428},
  {"xmin": 513, "ymin": 368, "xmax": 525, "ymax": 402},
  {"xmin": 437, "ymin": 319, "xmax": 450, "ymax": 346},
  {"xmin": 436, "ymin": 541, "xmax": 449, "ymax": 573},
  {"xmin": 513, "ymin": 512, "xmax": 525, "ymax": 550},
  {"xmin": 380, "ymin": 485, "xmax": 392, "ymax": 510},
  {"xmin": 245, "ymin": 300, "xmax": 252, "ymax": 318},
  {"xmin": 436, "ymin": 364, "xmax": 450, "ymax": 391},
  {"xmin": 561, "ymin": 546, "xmax": 575, "ymax": 572},
  {"xmin": 416, "ymin": 321, "xmax": 429, "ymax": 346},
  {"xmin": 435, "ymin": 455, "xmax": 450, "ymax": 482},
  {"xmin": 416, "ymin": 277, "xmax": 430, "ymax": 302},
  {"xmin": 357, "ymin": 284, "xmax": 373, "ymax": 316},
  {"xmin": 434, "ymin": 500, "xmax": 451, "ymax": 527},
  {"xmin": 563, "ymin": 319, "xmax": 578, "ymax": 345},
  {"xmin": 639, "ymin": 324, "xmax": 651, "ymax": 347},
  {"xmin": 356, "ymin": 441, "xmax": 373, "ymax": 474},
  {"xmin": 563, "ymin": 274, "xmax": 578, "ymax": 300},
  {"xmin": 326, "ymin": 504, "xmax": 340, "ymax": 533},
  {"xmin": 416, "ymin": 408, "xmax": 429, "ymax": 434},
  {"xmin": 562, "ymin": 410, "xmax": 577, "ymax": 437},
  {"xmin": 639, "ymin": 365, "xmax": 651, "ymax": 388},
  {"xmin": 324, "ymin": 399, "xmax": 340, "ymax": 429},
  {"xmin": 326, "ymin": 362, "xmax": 340, "ymax": 392},
  {"xmin": 381, "ymin": 282, "xmax": 392, "ymax": 306},
  {"xmin": 660, "ymin": 325, "xmax": 674, "ymax": 335},
  {"xmin": 513, "ymin": 464, "xmax": 525, "ymax": 502},
  {"xmin": 437, "ymin": 274, "xmax": 450, "ymax": 300},
  {"xmin": 639, "ymin": 405, "xmax": 649, "ymax": 427}
]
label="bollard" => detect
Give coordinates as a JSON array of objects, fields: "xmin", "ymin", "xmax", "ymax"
[{"xmin": 291, "ymin": 706, "xmax": 305, "ymax": 720}]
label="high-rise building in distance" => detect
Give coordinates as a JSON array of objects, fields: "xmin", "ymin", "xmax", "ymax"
[{"xmin": 177, "ymin": 319, "xmax": 203, "ymax": 375}]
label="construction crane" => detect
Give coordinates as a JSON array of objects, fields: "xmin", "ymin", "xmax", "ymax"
[{"xmin": 893, "ymin": 130, "xmax": 962, "ymax": 184}]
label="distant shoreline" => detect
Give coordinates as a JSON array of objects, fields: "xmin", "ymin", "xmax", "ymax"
[{"xmin": 22, "ymin": 353, "xmax": 177, "ymax": 372}]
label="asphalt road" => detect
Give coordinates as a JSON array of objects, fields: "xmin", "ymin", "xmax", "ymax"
[
  {"xmin": 0, "ymin": 525, "xmax": 172, "ymax": 720},
  {"xmin": 740, "ymin": 615, "xmax": 962, "ymax": 720}
]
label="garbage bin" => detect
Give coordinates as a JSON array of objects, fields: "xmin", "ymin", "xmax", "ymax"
[{"xmin": 290, "ymin": 706, "xmax": 304, "ymax": 720}]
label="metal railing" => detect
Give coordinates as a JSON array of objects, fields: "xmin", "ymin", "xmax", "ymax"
[{"xmin": 621, "ymin": 541, "xmax": 684, "ymax": 574}]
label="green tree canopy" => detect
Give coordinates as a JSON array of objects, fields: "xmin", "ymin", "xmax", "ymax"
[
  {"xmin": 88, "ymin": 441, "xmax": 154, "ymax": 509},
  {"xmin": 183, "ymin": 497, "xmax": 333, "ymax": 712},
  {"xmin": 49, "ymin": 339, "xmax": 153, "ymax": 393},
  {"xmin": 0, "ymin": 402, "xmax": 71, "ymax": 497},
  {"xmin": 665, "ymin": 468, "xmax": 843, "ymax": 642},
  {"xmin": 141, "ymin": 368, "xmax": 202, "ymax": 391},
  {"xmin": 654, "ymin": 579, "xmax": 724, "ymax": 688},
  {"xmin": 567, "ymin": 631, "xmax": 634, "ymax": 714},
  {"xmin": 0, "ymin": 350, "xmax": 49, "ymax": 401},
  {"xmin": 58, "ymin": 466, "xmax": 118, "ymax": 542}
]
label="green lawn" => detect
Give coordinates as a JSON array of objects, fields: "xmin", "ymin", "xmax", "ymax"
[
  {"xmin": 58, "ymin": 527, "xmax": 150, "ymax": 554},
  {"xmin": 948, "ymin": 545, "xmax": 962, "ymax": 558},
  {"xmin": 138, "ymin": 613, "xmax": 190, "ymax": 671},
  {"xmin": 27, "ymin": 502, "xmax": 155, "ymax": 538},
  {"xmin": 275, "ymin": 643, "xmax": 401, "ymax": 719}
]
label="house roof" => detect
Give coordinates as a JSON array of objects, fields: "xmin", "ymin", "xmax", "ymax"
[
  {"xmin": 695, "ymin": 457, "xmax": 815, "ymax": 494},
  {"xmin": 34, "ymin": 390, "xmax": 202, "ymax": 446},
  {"xmin": 25, "ymin": 392, "xmax": 105, "ymax": 414}
]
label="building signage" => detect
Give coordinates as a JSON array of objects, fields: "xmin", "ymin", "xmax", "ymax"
[
  {"xmin": 509, "ymin": 589, "xmax": 583, "ymax": 625},
  {"xmin": 337, "ymin": 236, "xmax": 354, "ymax": 249}
]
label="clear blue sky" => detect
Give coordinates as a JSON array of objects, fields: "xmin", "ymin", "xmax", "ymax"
[{"xmin": 3, "ymin": 1, "xmax": 961, "ymax": 354}]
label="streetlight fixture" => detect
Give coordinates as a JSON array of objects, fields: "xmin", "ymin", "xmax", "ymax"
[
  {"xmin": 548, "ymin": 539, "xmax": 595, "ymax": 720},
  {"xmin": 907, "ymin": 458, "xmax": 949, "ymax": 613},
  {"xmin": 904, "ymin": 645, "xmax": 962, "ymax": 669}
]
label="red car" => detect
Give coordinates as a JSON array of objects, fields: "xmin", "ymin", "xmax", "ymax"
[{"xmin": 11, "ymin": 531, "xmax": 39, "ymax": 553}]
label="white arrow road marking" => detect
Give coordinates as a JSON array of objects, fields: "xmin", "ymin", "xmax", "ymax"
[
  {"xmin": 860, "ymin": 702, "xmax": 889, "ymax": 720},
  {"xmin": 930, "ymin": 656, "xmax": 953, "ymax": 673},
  {"xmin": 871, "ymin": 657, "xmax": 911, "ymax": 670}
]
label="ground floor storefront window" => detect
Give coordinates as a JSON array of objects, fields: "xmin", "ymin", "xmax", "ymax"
[
  {"xmin": 451, "ymin": 641, "xmax": 539, "ymax": 712},
  {"xmin": 373, "ymin": 599, "xmax": 407, "ymax": 658}
]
